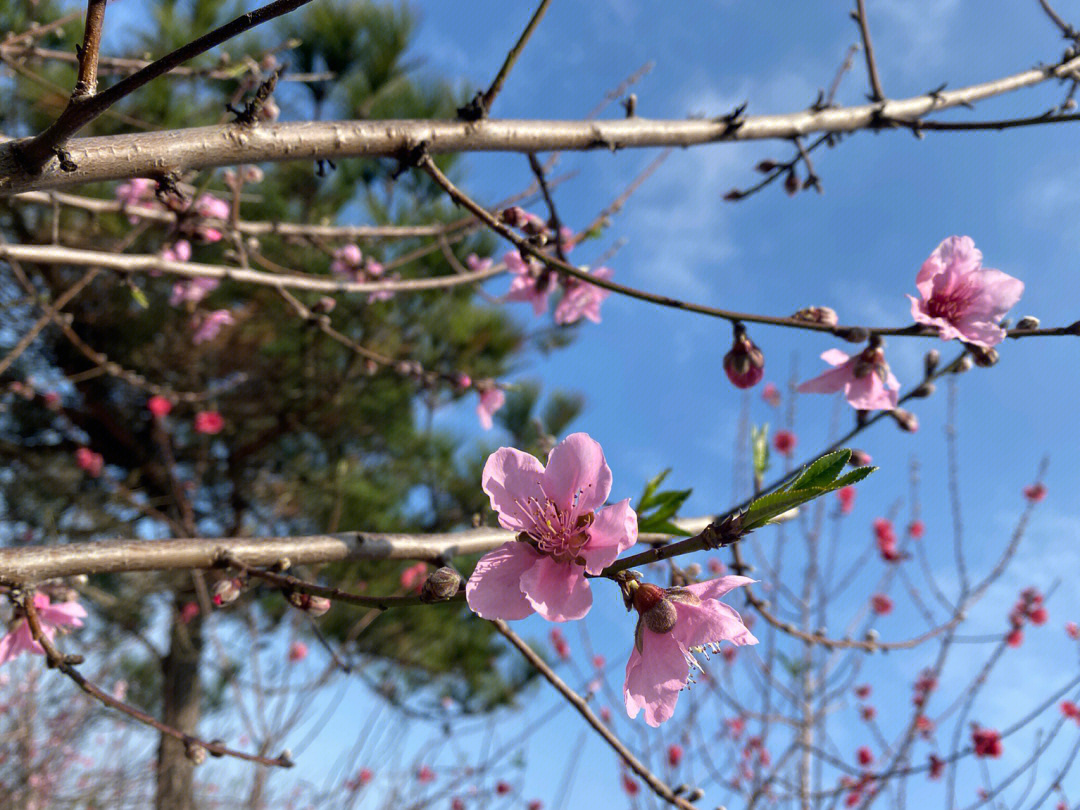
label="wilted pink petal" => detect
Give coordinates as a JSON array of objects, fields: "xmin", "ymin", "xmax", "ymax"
[{"xmin": 908, "ymin": 236, "xmax": 1023, "ymax": 348}]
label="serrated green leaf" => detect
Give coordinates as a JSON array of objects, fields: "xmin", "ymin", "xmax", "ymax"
[
  {"xmin": 743, "ymin": 488, "xmax": 824, "ymax": 531},
  {"xmin": 833, "ymin": 465, "xmax": 877, "ymax": 488},
  {"xmin": 638, "ymin": 518, "xmax": 693, "ymax": 537},
  {"xmin": 789, "ymin": 450, "xmax": 851, "ymax": 492}
]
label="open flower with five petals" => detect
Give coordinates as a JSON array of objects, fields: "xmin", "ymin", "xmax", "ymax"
[{"xmin": 466, "ymin": 433, "xmax": 637, "ymax": 622}]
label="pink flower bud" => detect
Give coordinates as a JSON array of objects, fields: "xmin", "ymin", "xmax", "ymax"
[{"xmin": 723, "ymin": 326, "xmax": 765, "ymax": 389}]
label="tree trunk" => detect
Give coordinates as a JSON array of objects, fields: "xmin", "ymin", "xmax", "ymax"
[{"xmin": 156, "ymin": 602, "xmax": 203, "ymax": 810}]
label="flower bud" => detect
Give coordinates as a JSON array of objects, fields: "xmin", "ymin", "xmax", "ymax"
[
  {"xmin": 1015, "ymin": 316, "xmax": 1039, "ymax": 330},
  {"xmin": 954, "ymin": 355, "xmax": 974, "ymax": 373},
  {"xmin": 849, "ymin": 449, "xmax": 872, "ymax": 467},
  {"xmin": 212, "ymin": 577, "xmax": 242, "ymax": 606},
  {"xmin": 287, "ymin": 591, "xmax": 331, "ymax": 616},
  {"xmin": 784, "ymin": 170, "xmax": 801, "ymax": 195},
  {"xmin": 755, "ymin": 159, "xmax": 779, "ymax": 173},
  {"xmin": 723, "ymin": 325, "xmax": 765, "ymax": 389},
  {"xmin": 910, "ymin": 381, "xmax": 935, "ymax": 398},
  {"xmin": 969, "ymin": 345, "xmax": 999, "ymax": 367},
  {"xmin": 421, "ymin": 567, "xmax": 462, "ymax": 602},
  {"xmin": 643, "ymin": 599, "xmax": 678, "ymax": 634},
  {"xmin": 185, "ymin": 741, "xmax": 207, "ymax": 766},
  {"xmin": 791, "ymin": 306, "xmax": 838, "ymax": 326},
  {"xmin": 924, "ymin": 349, "xmax": 940, "ymax": 376},
  {"xmin": 890, "ymin": 408, "xmax": 919, "ymax": 432}
]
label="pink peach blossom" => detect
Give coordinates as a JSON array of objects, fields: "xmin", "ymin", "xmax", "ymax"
[
  {"xmin": 466, "ymin": 433, "xmax": 637, "ymax": 622},
  {"xmin": 476, "ymin": 387, "xmax": 505, "ymax": 430},
  {"xmin": 0, "ymin": 594, "xmax": 87, "ymax": 666},
  {"xmin": 115, "ymin": 177, "xmax": 157, "ymax": 222},
  {"xmin": 75, "ymin": 447, "xmax": 104, "ymax": 477},
  {"xmin": 623, "ymin": 577, "xmax": 757, "ymax": 727},
  {"xmin": 147, "ymin": 395, "xmax": 173, "ymax": 418},
  {"xmin": 761, "ymin": 382, "xmax": 781, "ymax": 407},
  {"xmin": 773, "ymin": 429, "xmax": 797, "ymax": 456},
  {"xmin": 503, "ymin": 251, "xmax": 555, "ymax": 315},
  {"xmin": 161, "ymin": 240, "xmax": 191, "ymax": 264},
  {"xmin": 554, "ymin": 267, "xmax": 612, "ymax": 325},
  {"xmin": 169, "ymin": 276, "xmax": 219, "ymax": 307},
  {"xmin": 797, "ymin": 347, "xmax": 900, "ymax": 411},
  {"xmin": 331, "ymin": 244, "xmax": 363, "ymax": 276},
  {"xmin": 908, "ymin": 236, "xmax": 1023, "ymax": 348},
  {"xmin": 192, "ymin": 309, "xmax": 234, "ymax": 344},
  {"xmin": 288, "ymin": 641, "xmax": 308, "ymax": 663}
]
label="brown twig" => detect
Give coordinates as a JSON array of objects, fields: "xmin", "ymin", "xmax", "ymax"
[
  {"xmin": 466, "ymin": 0, "xmax": 553, "ymax": 119},
  {"xmin": 19, "ymin": 590, "xmax": 292, "ymax": 769},
  {"xmin": 852, "ymin": 0, "xmax": 885, "ymax": 102},
  {"xmin": 15, "ymin": 0, "xmax": 315, "ymax": 172},
  {"xmin": 490, "ymin": 619, "xmax": 700, "ymax": 810},
  {"xmin": 73, "ymin": 0, "xmax": 107, "ymax": 98}
]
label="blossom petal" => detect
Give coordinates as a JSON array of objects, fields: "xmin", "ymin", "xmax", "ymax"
[
  {"xmin": 542, "ymin": 433, "xmax": 612, "ymax": 515},
  {"xmin": 482, "ymin": 448, "xmax": 547, "ymax": 533},
  {"xmin": 820, "ymin": 349, "xmax": 851, "ymax": 367},
  {"xmin": 465, "ymin": 542, "xmax": 538, "ymax": 620},
  {"xmin": 844, "ymin": 372, "xmax": 898, "ymax": 411},
  {"xmin": 623, "ymin": 629, "xmax": 688, "ymax": 727},
  {"xmin": 518, "ymin": 555, "xmax": 592, "ymax": 621},
  {"xmin": 684, "ymin": 576, "xmax": 756, "ymax": 602},
  {"xmin": 672, "ymin": 597, "xmax": 758, "ymax": 650},
  {"xmin": 797, "ymin": 363, "xmax": 853, "ymax": 395},
  {"xmin": 579, "ymin": 499, "xmax": 637, "ymax": 575}
]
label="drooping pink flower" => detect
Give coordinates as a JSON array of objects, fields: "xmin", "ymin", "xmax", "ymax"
[
  {"xmin": 871, "ymin": 593, "xmax": 893, "ymax": 615},
  {"xmin": 1023, "ymin": 483, "xmax": 1047, "ymax": 503},
  {"xmin": 74, "ymin": 447, "xmax": 104, "ymax": 477},
  {"xmin": 773, "ymin": 429, "xmax": 797, "ymax": 456},
  {"xmin": 288, "ymin": 641, "xmax": 308, "ymax": 663},
  {"xmin": 193, "ymin": 194, "xmax": 231, "ymax": 243},
  {"xmin": 147, "ymin": 395, "xmax": 173, "ymax": 418},
  {"xmin": 908, "ymin": 236, "xmax": 1023, "ymax": 348},
  {"xmin": 503, "ymin": 251, "xmax": 555, "ymax": 315},
  {"xmin": 724, "ymin": 326, "xmax": 765, "ymax": 389},
  {"xmin": 0, "ymin": 594, "xmax": 87, "ymax": 666},
  {"xmin": 194, "ymin": 410, "xmax": 224, "ymax": 434},
  {"xmin": 399, "ymin": 562, "xmax": 429, "ymax": 591},
  {"xmin": 624, "ymin": 577, "xmax": 757, "ymax": 727},
  {"xmin": 836, "ymin": 486, "xmax": 856, "ymax": 515},
  {"xmin": 761, "ymin": 382, "xmax": 781, "ymax": 407},
  {"xmin": 797, "ymin": 347, "xmax": 900, "ymax": 411},
  {"xmin": 466, "ymin": 433, "xmax": 637, "ymax": 623},
  {"xmin": 554, "ymin": 268, "xmax": 612, "ymax": 325},
  {"xmin": 972, "ymin": 726, "xmax": 1002, "ymax": 758},
  {"xmin": 476, "ymin": 387, "xmax": 505, "ymax": 431},
  {"xmin": 192, "ymin": 309, "xmax": 234, "ymax": 345},
  {"xmin": 708, "ymin": 558, "xmax": 726, "ymax": 575}
]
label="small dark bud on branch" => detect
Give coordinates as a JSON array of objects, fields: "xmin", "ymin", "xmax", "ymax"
[
  {"xmin": 1015, "ymin": 316, "xmax": 1040, "ymax": 330},
  {"xmin": 834, "ymin": 326, "xmax": 870, "ymax": 343},
  {"xmin": 421, "ymin": 567, "xmax": 462, "ymax": 602},
  {"xmin": 890, "ymin": 408, "xmax": 919, "ymax": 432},
  {"xmin": 924, "ymin": 349, "xmax": 940, "ymax": 376}
]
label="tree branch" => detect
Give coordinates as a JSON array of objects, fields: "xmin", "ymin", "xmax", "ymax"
[{"xmin": 3, "ymin": 50, "xmax": 1079, "ymax": 194}]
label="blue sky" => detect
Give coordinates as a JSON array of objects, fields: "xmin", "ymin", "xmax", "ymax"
[{"xmin": 34, "ymin": 1, "xmax": 1080, "ymax": 807}]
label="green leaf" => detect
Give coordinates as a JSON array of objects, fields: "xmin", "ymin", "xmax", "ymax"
[
  {"xmin": 788, "ymin": 450, "xmax": 851, "ymax": 492},
  {"xmin": 751, "ymin": 424, "xmax": 770, "ymax": 478},
  {"xmin": 636, "ymin": 468, "xmax": 672, "ymax": 511},
  {"xmin": 742, "ymin": 489, "xmax": 819, "ymax": 531},
  {"xmin": 833, "ymin": 465, "xmax": 878, "ymax": 488},
  {"xmin": 640, "ymin": 519, "xmax": 694, "ymax": 537},
  {"xmin": 130, "ymin": 285, "xmax": 149, "ymax": 309}
]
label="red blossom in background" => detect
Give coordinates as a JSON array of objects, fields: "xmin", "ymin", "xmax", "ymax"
[
  {"xmin": 667, "ymin": 744, "xmax": 683, "ymax": 767},
  {"xmin": 908, "ymin": 519, "xmax": 925, "ymax": 538},
  {"xmin": 399, "ymin": 562, "xmax": 429, "ymax": 591},
  {"xmin": 972, "ymin": 726, "xmax": 1003, "ymax": 758},
  {"xmin": 147, "ymin": 395, "xmax": 173, "ymax": 418},
  {"xmin": 856, "ymin": 746, "xmax": 874, "ymax": 767},
  {"xmin": 74, "ymin": 447, "xmax": 104, "ymax": 477},
  {"xmin": 1067, "ymin": 622, "xmax": 1080, "ymax": 640},
  {"xmin": 873, "ymin": 517, "xmax": 904, "ymax": 562},
  {"xmin": 416, "ymin": 765, "xmax": 436, "ymax": 783},
  {"xmin": 761, "ymin": 381, "xmax": 781, "ymax": 407},
  {"xmin": 1060, "ymin": 701, "xmax": 1080, "ymax": 724},
  {"xmin": 928, "ymin": 755, "xmax": 945, "ymax": 780},
  {"xmin": 549, "ymin": 628, "xmax": 570, "ymax": 661},
  {"xmin": 288, "ymin": 641, "xmax": 308, "ymax": 663},
  {"xmin": 1023, "ymin": 482, "xmax": 1047, "ymax": 502},
  {"xmin": 871, "ymin": 593, "xmax": 893, "ymax": 615},
  {"xmin": 193, "ymin": 410, "xmax": 224, "ymax": 434},
  {"xmin": 773, "ymin": 429, "xmax": 797, "ymax": 456},
  {"xmin": 621, "ymin": 773, "xmax": 639, "ymax": 796},
  {"xmin": 837, "ymin": 486, "xmax": 856, "ymax": 514}
]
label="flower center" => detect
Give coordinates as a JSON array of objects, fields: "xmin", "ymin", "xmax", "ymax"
[
  {"xmin": 518, "ymin": 496, "xmax": 594, "ymax": 564},
  {"xmin": 925, "ymin": 277, "xmax": 978, "ymax": 321}
]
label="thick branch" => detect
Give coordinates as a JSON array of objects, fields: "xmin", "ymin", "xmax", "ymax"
[
  {"xmin": 15, "ymin": 0, "xmax": 314, "ymax": 171},
  {"xmin": 0, "ymin": 521, "xmax": 712, "ymax": 586},
  {"xmin": 2, "ymin": 50, "xmax": 1079, "ymax": 194}
]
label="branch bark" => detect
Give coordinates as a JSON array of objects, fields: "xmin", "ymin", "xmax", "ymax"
[{"xmin": 2, "ymin": 50, "xmax": 1078, "ymax": 194}]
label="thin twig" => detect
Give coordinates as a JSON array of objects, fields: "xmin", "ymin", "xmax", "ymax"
[
  {"xmin": 474, "ymin": 0, "xmax": 553, "ymax": 118},
  {"xmin": 853, "ymin": 0, "xmax": 885, "ymax": 102},
  {"xmin": 490, "ymin": 619, "xmax": 699, "ymax": 810},
  {"xmin": 73, "ymin": 0, "xmax": 107, "ymax": 98}
]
